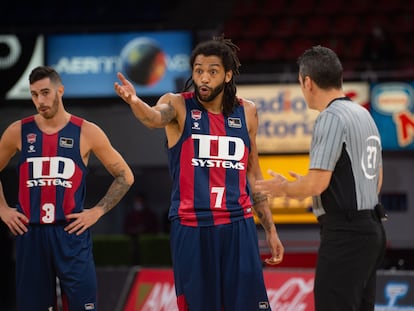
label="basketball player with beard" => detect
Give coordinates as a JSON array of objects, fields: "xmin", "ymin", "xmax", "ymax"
[
  {"xmin": 0, "ymin": 66, "xmax": 134, "ymax": 310},
  {"xmin": 114, "ymin": 35, "xmax": 284, "ymax": 311}
]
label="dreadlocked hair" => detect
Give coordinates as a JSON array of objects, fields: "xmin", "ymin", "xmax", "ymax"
[{"xmin": 183, "ymin": 34, "xmax": 241, "ymax": 116}]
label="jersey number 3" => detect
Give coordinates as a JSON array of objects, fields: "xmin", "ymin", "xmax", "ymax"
[{"xmin": 41, "ymin": 203, "xmax": 55, "ymax": 223}]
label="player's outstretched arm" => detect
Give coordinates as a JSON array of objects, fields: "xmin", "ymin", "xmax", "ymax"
[{"xmin": 114, "ymin": 72, "xmax": 178, "ymax": 129}]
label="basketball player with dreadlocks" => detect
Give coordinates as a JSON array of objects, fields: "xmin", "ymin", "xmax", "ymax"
[{"xmin": 114, "ymin": 35, "xmax": 284, "ymax": 311}]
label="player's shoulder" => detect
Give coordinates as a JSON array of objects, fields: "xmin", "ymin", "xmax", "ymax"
[
  {"xmin": 236, "ymin": 95, "xmax": 253, "ymax": 105},
  {"xmin": 160, "ymin": 91, "xmax": 185, "ymax": 101},
  {"xmin": 69, "ymin": 114, "xmax": 84, "ymax": 126},
  {"xmin": 3, "ymin": 119, "xmax": 22, "ymax": 136},
  {"xmin": 79, "ymin": 118, "xmax": 106, "ymax": 137},
  {"xmin": 237, "ymin": 97, "xmax": 257, "ymax": 113},
  {"xmin": 157, "ymin": 92, "xmax": 186, "ymax": 108},
  {"xmin": 9, "ymin": 119, "xmax": 23, "ymax": 128},
  {"xmin": 0, "ymin": 119, "xmax": 22, "ymax": 150}
]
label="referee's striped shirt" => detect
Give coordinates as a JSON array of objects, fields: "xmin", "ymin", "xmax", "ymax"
[{"xmin": 310, "ymin": 97, "xmax": 382, "ymax": 218}]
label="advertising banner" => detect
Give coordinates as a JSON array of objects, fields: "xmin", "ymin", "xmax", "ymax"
[
  {"xmin": 258, "ymin": 154, "xmax": 316, "ymax": 224},
  {"xmin": 237, "ymin": 82, "xmax": 370, "ymax": 154},
  {"xmin": 1, "ymin": 34, "xmax": 44, "ymax": 100},
  {"xmin": 122, "ymin": 269, "xmax": 414, "ymax": 311},
  {"xmin": 46, "ymin": 31, "xmax": 192, "ymax": 98},
  {"xmin": 376, "ymin": 270, "xmax": 414, "ymax": 310},
  {"xmin": 371, "ymin": 82, "xmax": 414, "ymax": 150},
  {"xmin": 122, "ymin": 269, "xmax": 314, "ymax": 310}
]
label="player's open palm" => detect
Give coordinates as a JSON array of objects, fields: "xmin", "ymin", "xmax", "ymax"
[{"xmin": 114, "ymin": 72, "xmax": 137, "ymax": 103}]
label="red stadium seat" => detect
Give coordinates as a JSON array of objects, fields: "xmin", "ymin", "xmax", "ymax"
[
  {"xmin": 374, "ymin": 0, "xmax": 403, "ymax": 13},
  {"xmin": 222, "ymin": 19, "xmax": 245, "ymax": 39},
  {"xmin": 315, "ymin": 0, "xmax": 345, "ymax": 15},
  {"xmin": 233, "ymin": 0, "xmax": 260, "ymax": 17},
  {"xmin": 236, "ymin": 39, "xmax": 258, "ymax": 62},
  {"xmin": 342, "ymin": 0, "xmax": 373, "ymax": 15},
  {"xmin": 244, "ymin": 17, "xmax": 273, "ymax": 39},
  {"xmin": 343, "ymin": 37, "xmax": 365, "ymax": 61},
  {"xmin": 299, "ymin": 15, "xmax": 330, "ymax": 37},
  {"xmin": 260, "ymin": 0, "xmax": 285, "ymax": 16},
  {"xmin": 271, "ymin": 17, "xmax": 300, "ymax": 38},
  {"xmin": 363, "ymin": 14, "xmax": 391, "ymax": 34},
  {"xmin": 287, "ymin": 0, "xmax": 316, "ymax": 16},
  {"xmin": 394, "ymin": 34, "xmax": 413, "ymax": 60},
  {"xmin": 256, "ymin": 38, "xmax": 286, "ymax": 62},
  {"xmin": 285, "ymin": 38, "xmax": 315, "ymax": 61},
  {"xmin": 321, "ymin": 38, "xmax": 345, "ymax": 59},
  {"xmin": 389, "ymin": 13, "xmax": 414, "ymax": 35},
  {"xmin": 329, "ymin": 15, "xmax": 360, "ymax": 36}
]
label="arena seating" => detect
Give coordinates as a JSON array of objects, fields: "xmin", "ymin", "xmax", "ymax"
[
  {"xmin": 1, "ymin": 0, "xmax": 412, "ymax": 77},
  {"xmin": 221, "ymin": 0, "xmax": 412, "ymax": 76}
]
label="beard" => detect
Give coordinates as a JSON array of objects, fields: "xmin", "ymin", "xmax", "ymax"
[
  {"xmin": 38, "ymin": 92, "xmax": 60, "ymax": 119},
  {"xmin": 194, "ymin": 81, "xmax": 225, "ymax": 103}
]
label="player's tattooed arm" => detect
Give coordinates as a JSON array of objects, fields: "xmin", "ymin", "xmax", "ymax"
[
  {"xmin": 252, "ymin": 192, "xmax": 268, "ymax": 205},
  {"xmin": 97, "ymin": 165, "xmax": 132, "ymax": 215},
  {"xmin": 64, "ymin": 166, "xmax": 132, "ymax": 235},
  {"xmin": 252, "ymin": 191, "xmax": 284, "ymax": 265},
  {"xmin": 252, "ymin": 192, "xmax": 274, "ymax": 232},
  {"xmin": 158, "ymin": 100, "xmax": 176, "ymax": 126}
]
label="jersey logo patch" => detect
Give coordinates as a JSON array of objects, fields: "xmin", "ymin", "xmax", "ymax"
[
  {"xmin": 84, "ymin": 303, "xmax": 95, "ymax": 310},
  {"xmin": 259, "ymin": 301, "xmax": 269, "ymax": 309},
  {"xmin": 60, "ymin": 137, "xmax": 74, "ymax": 148},
  {"xmin": 228, "ymin": 117, "xmax": 241, "ymax": 128}
]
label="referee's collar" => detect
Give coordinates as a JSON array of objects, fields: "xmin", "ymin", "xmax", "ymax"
[{"xmin": 327, "ymin": 96, "xmax": 352, "ymax": 107}]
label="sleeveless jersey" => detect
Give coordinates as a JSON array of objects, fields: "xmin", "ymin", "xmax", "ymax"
[
  {"xmin": 17, "ymin": 115, "xmax": 88, "ymax": 224},
  {"xmin": 168, "ymin": 92, "xmax": 254, "ymax": 227}
]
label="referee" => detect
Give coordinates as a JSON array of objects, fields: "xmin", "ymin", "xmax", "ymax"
[{"xmin": 256, "ymin": 45, "xmax": 386, "ymax": 311}]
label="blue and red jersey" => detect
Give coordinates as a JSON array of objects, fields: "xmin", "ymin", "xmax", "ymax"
[
  {"xmin": 17, "ymin": 115, "xmax": 88, "ymax": 224},
  {"xmin": 168, "ymin": 92, "xmax": 254, "ymax": 227}
]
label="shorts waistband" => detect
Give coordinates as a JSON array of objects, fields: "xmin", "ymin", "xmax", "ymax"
[{"xmin": 29, "ymin": 221, "xmax": 70, "ymax": 226}]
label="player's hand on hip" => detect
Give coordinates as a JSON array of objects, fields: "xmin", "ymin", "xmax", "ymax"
[
  {"xmin": 65, "ymin": 208, "xmax": 102, "ymax": 235},
  {"xmin": 0, "ymin": 207, "xmax": 29, "ymax": 236}
]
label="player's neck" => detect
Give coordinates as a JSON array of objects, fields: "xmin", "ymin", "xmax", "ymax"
[
  {"xmin": 35, "ymin": 110, "xmax": 71, "ymax": 134},
  {"xmin": 198, "ymin": 94, "xmax": 224, "ymax": 114}
]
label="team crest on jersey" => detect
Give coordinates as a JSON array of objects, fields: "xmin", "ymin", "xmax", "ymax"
[
  {"xmin": 191, "ymin": 109, "xmax": 202, "ymax": 120},
  {"xmin": 27, "ymin": 133, "xmax": 37, "ymax": 144},
  {"xmin": 228, "ymin": 117, "xmax": 242, "ymax": 128},
  {"xmin": 59, "ymin": 137, "xmax": 74, "ymax": 148}
]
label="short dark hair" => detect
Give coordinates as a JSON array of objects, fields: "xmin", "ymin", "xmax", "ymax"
[
  {"xmin": 297, "ymin": 45, "xmax": 343, "ymax": 90},
  {"xmin": 29, "ymin": 66, "xmax": 62, "ymax": 85},
  {"xmin": 184, "ymin": 35, "xmax": 241, "ymax": 116}
]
